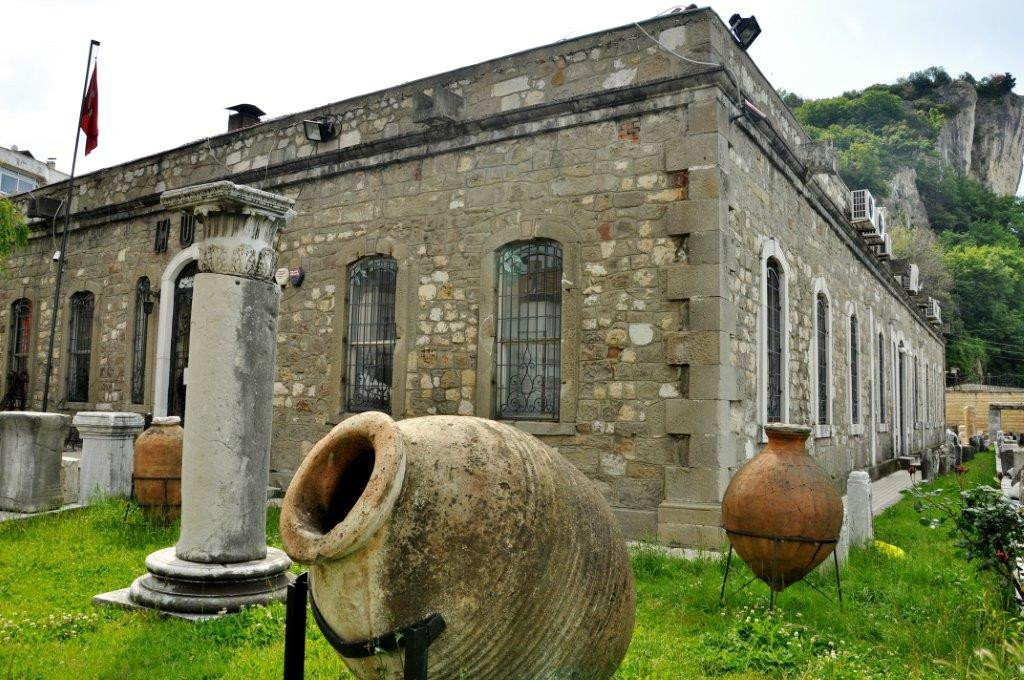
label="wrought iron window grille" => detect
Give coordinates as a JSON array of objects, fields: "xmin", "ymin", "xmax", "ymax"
[
  {"xmin": 67, "ymin": 291, "xmax": 95, "ymax": 403},
  {"xmin": 850, "ymin": 315, "xmax": 859, "ymax": 424},
  {"xmin": 765, "ymin": 259, "xmax": 783, "ymax": 423},
  {"xmin": 168, "ymin": 262, "xmax": 197, "ymax": 420},
  {"xmin": 131, "ymin": 277, "xmax": 151, "ymax": 404},
  {"xmin": 3, "ymin": 298, "xmax": 32, "ymax": 410},
  {"xmin": 495, "ymin": 240, "xmax": 562, "ymax": 421},
  {"xmin": 816, "ymin": 294, "xmax": 829, "ymax": 426},
  {"xmin": 344, "ymin": 256, "xmax": 398, "ymax": 414},
  {"xmin": 878, "ymin": 334, "xmax": 886, "ymax": 423}
]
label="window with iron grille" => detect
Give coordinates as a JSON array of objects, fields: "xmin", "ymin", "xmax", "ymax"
[
  {"xmin": 925, "ymin": 368, "xmax": 930, "ymax": 422},
  {"xmin": 180, "ymin": 214, "xmax": 196, "ymax": 248},
  {"xmin": 816, "ymin": 293, "xmax": 829, "ymax": 425},
  {"xmin": 878, "ymin": 333, "xmax": 885, "ymax": 423},
  {"xmin": 913, "ymin": 356, "xmax": 919, "ymax": 423},
  {"xmin": 495, "ymin": 240, "xmax": 562, "ymax": 421},
  {"xmin": 6, "ymin": 298, "xmax": 31, "ymax": 407},
  {"xmin": 345, "ymin": 256, "xmax": 398, "ymax": 413},
  {"xmin": 67, "ymin": 291, "xmax": 94, "ymax": 403},
  {"xmin": 850, "ymin": 314, "xmax": 859, "ymax": 424},
  {"xmin": 897, "ymin": 343, "xmax": 906, "ymax": 438},
  {"xmin": 168, "ymin": 262, "xmax": 197, "ymax": 420},
  {"xmin": 131, "ymin": 277, "xmax": 150, "ymax": 404},
  {"xmin": 765, "ymin": 258, "xmax": 783, "ymax": 423}
]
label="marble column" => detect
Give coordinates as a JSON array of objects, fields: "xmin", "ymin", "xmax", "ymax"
[
  {"xmin": 74, "ymin": 411, "xmax": 144, "ymax": 503},
  {"xmin": 97, "ymin": 181, "xmax": 295, "ymax": 617}
]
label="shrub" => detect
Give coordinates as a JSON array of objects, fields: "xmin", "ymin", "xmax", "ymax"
[{"xmin": 910, "ymin": 480, "xmax": 1024, "ymax": 606}]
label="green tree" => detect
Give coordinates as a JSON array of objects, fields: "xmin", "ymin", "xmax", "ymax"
[
  {"xmin": 0, "ymin": 198, "xmax": 29, "ymax": 268},
  {"xmin": 944, "ymin": 244, "xmax": 1024, "ymax": 377}
]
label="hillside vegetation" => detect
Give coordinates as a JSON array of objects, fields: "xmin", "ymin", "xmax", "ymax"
[{"xmin": 781, "ymin": 69, "xmax": 1024, "ymax": 383}]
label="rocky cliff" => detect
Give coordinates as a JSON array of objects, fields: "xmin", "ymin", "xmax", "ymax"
[
  {"xmin": 935, "ymin": 82, "xmax": 1024, "ymax": 196},
  {"xmin": 971, "ymin": 93, "xmax": 1024, "ymax": 195}
]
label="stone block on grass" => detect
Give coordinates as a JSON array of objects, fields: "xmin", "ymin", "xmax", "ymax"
[{"xmin": 0, "ymin": 411, "xmax": 71, "ymax": 513}]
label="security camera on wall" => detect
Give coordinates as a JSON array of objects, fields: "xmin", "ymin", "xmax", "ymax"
[{"xmin": 52, "ymin": 250, "xmax": 61, "ymax": 262}]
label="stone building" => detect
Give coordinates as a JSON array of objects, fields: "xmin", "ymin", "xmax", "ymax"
[
  {"xmin": 5, "ymin": 7, "xmax": 945, "ymax": 546},
  {"xmin": 0, "ymin": 145, "xmax": 68, "ymax": 196},
  {"xmin": 946, "ymin": 383, "xmax": 1024, "ymax": 435}
]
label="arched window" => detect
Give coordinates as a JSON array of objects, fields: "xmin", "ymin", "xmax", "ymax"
[
  {"xmin": 5, "ymin": 298, "xmax": 32, "ymax": 409},
  {"xmin": 877, "ymin": 332, "xmax": 885, "ymax": 423},
  {"xmin": 131, "ymin": 277, "xmax": 151, "ymax": 404},
  {"xmin": 913, "ymin": 356, "xmax": 919, "ymax": 425},
  {"xmin": 849, "ymin": 314, "xmax": 859, "ymax": 425},
  {"xmin": 815, "ymin": 293, "xmax": 829, "ymax": 425},
  {"xmin": 67, "ymin": 291, "xmax": 94, "ymax": 403},
  {"xmin": 925, "ymin": 364, "xmax": 930, "ymax": 424},
  {"xmin": 345, "ymin": 256, "xmax": 398, "ymax": 413},
  {"xmin": 765, "ymin": 258, "xmax": 784, "ymax": 423},
  {"xmin": 495, "ymin": 239, "xmax": 562, "ymax": 420}
]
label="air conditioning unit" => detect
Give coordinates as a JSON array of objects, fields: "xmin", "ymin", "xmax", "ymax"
[
  {"xmin": 851, "ymin": 189, "xmax": 876, "ymax": 232},
  {"xmin": 874, "ymin": 233, "xmax": 892, "ymax": 260},
  {"xmin": 924, "ymin": 297, "xmax": 941, "ymax": 324},
  {"xmin": 899, "ymin": 263, "xmax": 921, "ymax": 294},
  {"xmin": 862, "ymin": 207, "xmax": 885, "ymax": 245}
]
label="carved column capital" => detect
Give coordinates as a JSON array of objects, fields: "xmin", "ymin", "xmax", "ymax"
[{"xmin": 161, "ymin": 181, "xmax": 296, "ymax": 280}]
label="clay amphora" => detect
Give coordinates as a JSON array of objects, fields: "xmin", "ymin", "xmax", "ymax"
[
  {"xmin": 280, "ymin": 412, "xmax": 636, "ymax": 680},
  {"xmin": 721, "ymin": 423, "xmax": 843, "ymax": 591},
  {"xmin": 132, "ymin": 416, "xmax": 184, "ymax": 519}
]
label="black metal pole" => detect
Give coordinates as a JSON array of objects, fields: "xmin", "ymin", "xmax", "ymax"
[
  {"xmin": 41, "ymin": 39, "xmax": 99, "ymax": 412},
  {"xmin": 283, "ymin": 572, "xmax": 308, "ymax": 680},
  {"xmin": 718, "ymin": 544, "xmax": 733, "ymax": 606}
]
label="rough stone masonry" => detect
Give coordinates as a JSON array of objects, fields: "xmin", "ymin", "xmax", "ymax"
[{"xmin": 8, "ymin": 7, "xmax": 945, "ymax": 547}]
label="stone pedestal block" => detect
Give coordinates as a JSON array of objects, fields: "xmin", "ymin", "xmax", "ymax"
[
  {"xmin": 964, "ymin": 405, "xmax": 976, "ymax": 437},
  {"xmin": 0, "ymin": 412, "xmax": 71, "ymax": 512},
  {"xmin": 846, "ymin": 470, "xmax": 874, "ymax": 548},
  {"xmin": 177, "ymin": 273, "xmax": 279, "ymax": 563},
  {"xmin": 73, "ymin": 411, "xmax": 144, "ymax": 503}
]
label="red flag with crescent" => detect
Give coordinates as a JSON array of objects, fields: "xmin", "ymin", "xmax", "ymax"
[{"xmin": 80, "ymin": 66, "xmax": 98, "ymax": 155}]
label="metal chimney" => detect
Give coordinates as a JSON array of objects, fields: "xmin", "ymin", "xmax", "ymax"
[{"xmin": 226, "ymin": 104, "xmax": 266, "ymax": 132}]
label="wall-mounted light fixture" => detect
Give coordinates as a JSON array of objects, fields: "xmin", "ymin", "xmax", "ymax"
[
  {"xmin": 142, "ymin": 288, "xmax": 160, "ymax": 315},
  {"xmin": 302, "ymin": 118, "xmax": 339, "ymax": 142},
  {"xmin": 729, "ymin": 14, "xmax": 761, "ymax": 50}
]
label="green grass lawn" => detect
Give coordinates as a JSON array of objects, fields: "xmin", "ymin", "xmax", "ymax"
[{"xmin": 0, "ymin": 452, "xmax": 1016, "ymax": 679}]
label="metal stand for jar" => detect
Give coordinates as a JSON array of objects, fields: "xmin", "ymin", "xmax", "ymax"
[
  {"xmin": 283, "ymin": 572, "xmax": 446, "ymax": 680},
  {"xmin": 718, "ymin": 530, "xmax": 843, "ymax": 611}
]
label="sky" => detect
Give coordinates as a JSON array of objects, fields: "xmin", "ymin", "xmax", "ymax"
[{"xmin": 3, "ymin": 0, "xmax": 1022, "ymax": 192}]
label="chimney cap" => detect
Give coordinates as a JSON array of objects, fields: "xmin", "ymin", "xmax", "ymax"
[{"xmin": 226, "ymin": 103, "xmax": 266, "ymax": 117}]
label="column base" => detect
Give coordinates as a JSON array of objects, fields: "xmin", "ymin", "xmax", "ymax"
[{"xmin": 94, "ymin": 546, "xmax": 293, "ymax": 619}]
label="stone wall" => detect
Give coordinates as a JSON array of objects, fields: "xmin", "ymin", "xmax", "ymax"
[
  {"xmin": 946, "ymin": 386, "xmax": 1024, "ymax": 434},
  {"xmin": 5, "ymin": 8, "xmax": 945, "ymax": 546}
]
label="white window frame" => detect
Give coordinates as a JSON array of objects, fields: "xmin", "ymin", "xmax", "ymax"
[
  {"xmin": 810, "ymin": 277, "xmax": 833, "ymax": 439},
  {"xmin": 758, "ymin": 238, "xmax": 791, "ymax": 441}
]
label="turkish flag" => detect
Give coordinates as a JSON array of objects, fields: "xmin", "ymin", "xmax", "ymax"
[{"xmin": 80, "ymin": 66, "xmax": 98, "ymax": 155}]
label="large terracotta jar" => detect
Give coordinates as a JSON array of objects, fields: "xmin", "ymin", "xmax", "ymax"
[
  {"xmin": 721, "ymin": 423, "xmax": 843, "ymax": 591},
  {"xmin": 132, "ymin": 416, "xmax": 184, "ymax": 519},
  {"xmin": 280, "ymin": 412, "xmax": 636, "ymax": 680}
]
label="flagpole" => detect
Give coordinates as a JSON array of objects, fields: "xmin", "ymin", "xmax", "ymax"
[{"xmin": 41, "ymin": 39, "xmax": 100, "ymax": 412}]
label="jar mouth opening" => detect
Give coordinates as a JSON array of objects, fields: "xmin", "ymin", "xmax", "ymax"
[
  {"xmin": 152, "ymin": 416, "xmax": 181, "ymax": 426},
  {"xmin": 763, "ymin": 423, "xmax": 812, "ymax": 439},
  {"xmin": 280, "ymin": 412, "xmax": 406, "ymax": 564}
]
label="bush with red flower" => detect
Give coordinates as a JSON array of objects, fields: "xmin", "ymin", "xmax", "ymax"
[{"xmin": 910, "ymin": 478, "xmax": 1024, "ymax": 608}]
